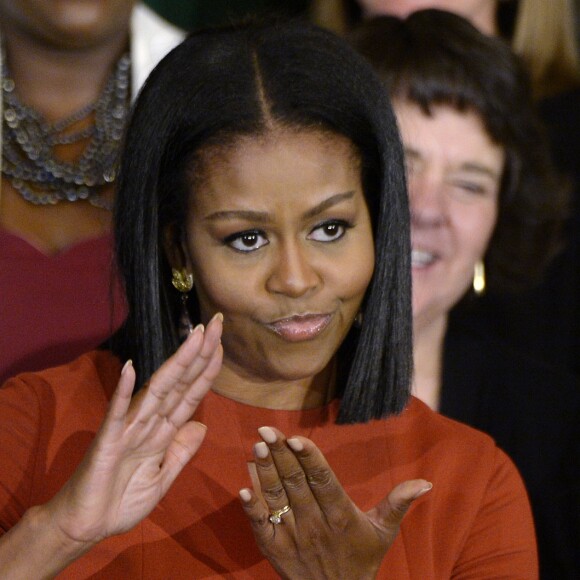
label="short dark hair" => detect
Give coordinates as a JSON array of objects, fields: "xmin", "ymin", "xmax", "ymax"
[
  {"xmin": 349, "ymin": 9, "xmax": 569, "ymax": 293},
  {"xmin": 112, "ymin": 20, "xmax": 412, "ymax": 423}
]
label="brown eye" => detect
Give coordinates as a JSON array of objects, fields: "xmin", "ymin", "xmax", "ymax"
[
  {"xmin": 224, "ymin": 230, "xmax": 268, "ymax": 253},
  {"xmin": 241, "ymin": 233, "xmax": 258, "ymax": 247},
  {"xmin": 308, "ymin": 220, "xmax": 350, "ymax": 242}
]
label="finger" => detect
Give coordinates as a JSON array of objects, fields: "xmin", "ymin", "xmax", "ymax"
[
  {"xmin": 135, "ymin": 325, "xmax": 206, "ymax": 421},
  {"xmin": 257, "ymin": 427, "xmax": 320, "ymax": 517},
  {"xmin": 99, "ymin": 360, "xmax": 136, "ymax": 438},
  {"xmin": 284, "ymin": 435, "xmax": 352, "ymax": 522},
  {"xmin": 238, "ymin": 488, "xmax": 277, "ymax": 546},
  {"xmin": 252, "ymin": 437, "xmax": 293, "ymax": 517},
  {"xmin": 159, "ymin": 421, "xmax": 209, "ymax": 492},
  {"xmin": 173, "ymin": 312, "xmax": 222, "ymax": 389},
  {"xmin": 155, "ymin": 312, "xmax": 223, "ymax": 419},
  {"xmin": 169, "ymin": 343, "xmax": 223, "ymax": 426},
  {"xmin": 368, "ymin": 479, "xmax": 432, "ymax": 536}
]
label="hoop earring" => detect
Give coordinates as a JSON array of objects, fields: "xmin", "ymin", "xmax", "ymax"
[
  {"xmin": 171, "ymin": 268, "xmax": 194, "ymax": 337},
  {"xmin": 473, "ymin": 261, "xmax": 486, "ymax": 295}
]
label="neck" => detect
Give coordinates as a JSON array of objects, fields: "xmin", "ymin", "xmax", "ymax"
[
  {"xmin": 412, "ymin": 313, "xmax": 448, "ymax": 411},
  {"xmin": 211, "ymin": 360, "xmax": 337, "ymax": 411},
  {"xmin": 1, "ymin": 27, "xmax": 129, "ymax": 122}
]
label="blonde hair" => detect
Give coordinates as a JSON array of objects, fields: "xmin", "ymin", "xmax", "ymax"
[
  {"xmin": 512, "ymin": 0, "xmax": 580, "ymax": 97},
  {"xmin": 311, "ymin": 0, "xmax": 580, "ymax": 98}
]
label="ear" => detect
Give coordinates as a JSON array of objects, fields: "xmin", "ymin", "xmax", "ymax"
[{"xmin": 163, "ymin": 224, "xmax": 192, "ymax": 273}]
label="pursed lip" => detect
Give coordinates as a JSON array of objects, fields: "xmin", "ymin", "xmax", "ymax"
[{"xmin": 265, "ymin": 313, "xmax": 333, "ymax": 342}]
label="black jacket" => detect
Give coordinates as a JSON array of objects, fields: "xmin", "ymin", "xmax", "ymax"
[{"xmin": 441, "ymin": 320, "xmax": 580, "ymax": 579}]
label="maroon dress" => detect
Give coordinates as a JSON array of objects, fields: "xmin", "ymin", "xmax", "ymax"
[{"xmin": 0, "ymin": 227, "xmax": 126, "ymax": 384}]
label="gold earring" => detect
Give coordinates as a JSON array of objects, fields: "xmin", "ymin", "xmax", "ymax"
[
  {"xmin": 171, "ymin": 268, "xmax": 194, "ymax": 338},
  {"xmin": 171, "ymin": 268, "xmax": 194, "ymax": 293},
  {"xmin": 473, "ymin": 261, "xmax": 485, "ymax": 295}
]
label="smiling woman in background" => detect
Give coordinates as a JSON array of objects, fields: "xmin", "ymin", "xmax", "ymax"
[
  {"xmin": 350, "ymin": 10, "xmax": 580, "ymax": 578},
  {"xmin": 314, "ymin": 0, "xmax": 580, "ymax": 380},
  {"xmin": 0, "ymin": 20, "xmax": 537, "ymax": 578}
]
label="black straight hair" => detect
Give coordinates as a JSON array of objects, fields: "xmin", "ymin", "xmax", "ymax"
[{"xmin": 112, "ymin": 19, "xmax": 412, "ymax": 423}]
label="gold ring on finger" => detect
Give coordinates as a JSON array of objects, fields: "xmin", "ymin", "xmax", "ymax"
[{"xmin": 269, "ymin": 504, "xmax": 291, "ymax": 524}]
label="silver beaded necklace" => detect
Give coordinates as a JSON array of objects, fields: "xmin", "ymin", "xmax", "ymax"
[{"xmin": 1, "ymin": 52, "xmax": 131, "ymax": 211}]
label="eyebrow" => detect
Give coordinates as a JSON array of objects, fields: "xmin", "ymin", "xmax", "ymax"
[
  {"xmin": 404, "ymin": 147, "xmax": 500, "ymax": 180},
  {"xmin": 459, "ymin": 162, "xmax": 501, "ymax": 180},
  {"xmin": 204, "ymin": 191, "xmax": 356, "ymax": 223}
]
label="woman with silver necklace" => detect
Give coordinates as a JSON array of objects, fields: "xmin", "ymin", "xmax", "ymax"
[{"xmin": 0, "ymin": 0, "xmax": 184, "ymax": 383}]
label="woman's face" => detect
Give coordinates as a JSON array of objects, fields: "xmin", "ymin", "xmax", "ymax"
[
  {"xmin": 180, "ymin": 129, "xmax": 375, "ymax": 384},
  {"xmin": 0, "ymin": 0, "xmax": 136, "ymax": 48},
  {"xmin": 393, "ymin": 101, "xmax": 504, "ymax": 332}
]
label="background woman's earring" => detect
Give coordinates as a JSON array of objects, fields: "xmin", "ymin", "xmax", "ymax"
[
  {"xmin": 473, "ymin": 261, "xmax": 486, "ymax": 295},
  {"xmin": 171, "ymin": 268, "xmax": 194, "ymax": 337},
  {"xmin": 354, "ymin": 310, "xmax": 364, "ymax": 328}
]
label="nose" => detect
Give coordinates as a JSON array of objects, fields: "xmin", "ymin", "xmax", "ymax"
[
  {"xmin": 409, "ymin": 172, "xmax": 448, "ymax": 228},
  {"xmin": 266, "ymin": 240, "xmax": 321, "ymax": 298}
]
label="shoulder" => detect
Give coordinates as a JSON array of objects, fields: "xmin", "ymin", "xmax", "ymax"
[
  {"xmin": 392, "ymin": 396, "xmax": 502, "ymax": 459},
  {"xmin": 373, "ymin": 399, "xmax": 538, "ymax": 577},
  {"xmin": 0, "ymin": 352, "xmax": 121, "ymax": 525},
  {"xmin": 335, "ymin": 396, "xmax": 512, "ymax": 486},
  {"xmin": 404, "ymin": 400, "xmax": 538, "ymax": 576},
  {"xmin": 0, "ymin": 350, "xmax": 122, "ymax": 423},
  {"xmin": 386, "ymin": 399, "xmax": 533, "ymax": 520}
]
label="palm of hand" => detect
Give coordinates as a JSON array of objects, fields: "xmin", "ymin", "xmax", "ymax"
[{"xmin": 45, "ymin": 317, "xmax": 223, "ymax": 547}]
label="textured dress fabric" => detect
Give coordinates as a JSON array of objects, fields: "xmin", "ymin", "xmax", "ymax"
[
  {"xmin": 441, "ymin": 320, "xmax": 580, "ymax": 580},
  {"xmin": 0, "ymin": 351, "xmax": 538, "ymax": 578},
  {"xmin": 0, "ymin": 4, "xmax": 186, "ymax": 384}
]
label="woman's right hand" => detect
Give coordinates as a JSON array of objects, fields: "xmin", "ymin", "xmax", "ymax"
[{"xmin": 44, "ymin": 313, "xmax": 223, "ymax": 551}]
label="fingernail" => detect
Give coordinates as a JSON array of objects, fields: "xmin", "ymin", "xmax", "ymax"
[
  {"xmin": 211, "ymin": 312, "xmax": 224, "ymax": 323},
  {"xmin": 191, "ymin": 323, "xmax": 204, "ymax": 335},
  {"xmin": 239, "ymin": 488, "xmax": 252, "ymax": 502},
  {"xmin": 258, "ymin": 426, "xmax": 276, "ymax": 444},
  {"xmin": 121, "ymin": 359, "xmax": 133, "ymax": 375},
  {"xmin": 287, "ymin": 438, "xmax": 303, "ymax": 452},
  {"xmin": 193, "ymin": 421, "xmax": 207, "ymax": 431},
  {"xmin": 413, "ymin": 482, "xmax": 433, "ymax": 499},
  {"xmin": 254, "ymin": 441, "xmax": 269, "ymax": 459}
]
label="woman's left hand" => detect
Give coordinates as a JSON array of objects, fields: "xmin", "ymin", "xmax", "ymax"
[{"xmin": 239, "ymin": 426, "xmax": 432, "ymax": 580}]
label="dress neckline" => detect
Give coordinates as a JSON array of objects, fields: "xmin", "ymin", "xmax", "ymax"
[{"xmin": 0, "ymin": 225, "xmax": 113, "ymax": 260}]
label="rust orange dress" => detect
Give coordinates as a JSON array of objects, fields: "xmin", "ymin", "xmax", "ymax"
[{"xmin": 0, "ymin": 351, "xmax": 538, "ymax": 578}]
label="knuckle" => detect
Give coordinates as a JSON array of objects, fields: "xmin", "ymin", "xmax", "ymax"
[
  {"xmin": 306, "ymin": 467, "xmax": 333, "ymax": 489},
  {"xmin": 253, "ymin": 511, "xmax": 272, "ymax": 528},
  {"xmin": 262, "ymin": 482, "xmax": 286, "ymax": 503},
  {"xmin": 383, "ymin": 505, "xmax": 409, "ymax": 528},
  {"xmin": 281, "ymin": 468, "xmax": 307, "ymax": 490},
  {"xmin": 327, "ymin": 511, "xmax": 352, "ymax": 533},
  {"xmin": 390, "ymin": 499, "xmax": 411, "ymax": 519},
  {"xmin": 148, "ymin": 387, "xmax": 167, "ymax": 402}
]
